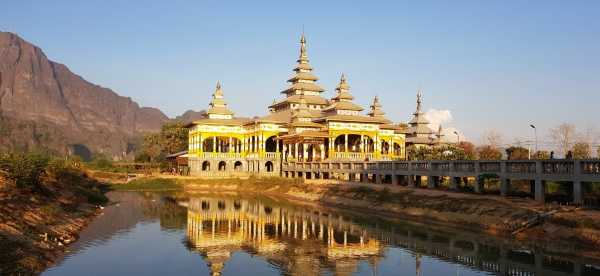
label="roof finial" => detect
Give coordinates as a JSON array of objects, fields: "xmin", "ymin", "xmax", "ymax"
[
  {"xmin": 299, "ymin": 32, "xmax": 308, "ymax": 62},
  {"xmin": 416, "ymin": 89, "xmax": 423, "ymax": 112},
  {"xmin": 340, "ymin": 73, "xmax": 346, "ymax": 84}
]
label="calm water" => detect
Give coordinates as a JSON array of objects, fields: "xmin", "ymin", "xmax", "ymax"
[{"xmin": 43, "ymin": 191, "xmax": 600, "ymax": 276}]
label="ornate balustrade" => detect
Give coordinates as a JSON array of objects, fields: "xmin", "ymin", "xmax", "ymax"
[
  {"xmin": 379, "ymin": 162, "xmax": 393, "ymax": 171},
  {"xmin": 431, "ymin": 162, "xmax": 450, "ymax": 172},
  {"xmin": 506, "ymin": 161, "xmax": 537, "ymax": 174},
  {"xmin": 542, "ymin": 161, "xmax": 574, "ymax": 175},
  {"xmin": 581, "ymin": 160, "xmax": 600, "ymax": 175},
  {"xmin": 333, "ymin": 152, "xmax": 374, "ymax": 160},
  {"xmin": 395, "ymin": 162, "xmax": 409, "ymax": 171},
  {"xmin": 199, "ymin": 152, "xmax": 243, "ymax": 159},
  {"xmin": 412, "ymin": 162, "xmax": 430, "ymax": 171},
  {"xmin": 264, "ymin": 152, "xmax": 280, "ymax": 159},
  {"xmin": 480, "ymin": 162, "xmax": 501, "ymax": 173},
  {"xmin": 454, "ymin": 161, "xmax": 476, "ymax": 173}
]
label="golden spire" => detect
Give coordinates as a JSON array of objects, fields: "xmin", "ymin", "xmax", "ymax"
[
  {"xmin": 214, "ymin": 81, "xmax": 223, "ymax": 97},
  {"xmin": 298, "ymin": 33, "xmax": 308, "ymax": 63}
]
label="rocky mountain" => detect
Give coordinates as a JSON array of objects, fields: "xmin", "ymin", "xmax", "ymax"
[
  {"xmin": 174, "ymin": 109, "xmax": 206, "ymax": 124},
  {"xmin": 0, "ymin": 32, "xmax": 170, "ymax": 159}
]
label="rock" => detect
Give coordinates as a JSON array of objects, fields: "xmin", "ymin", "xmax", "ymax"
[{"xmin": 0, "ymin": 32, "xmax": 170, "ymax": 156}]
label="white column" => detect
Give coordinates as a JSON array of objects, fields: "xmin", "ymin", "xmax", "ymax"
[
  {"xmin": 213, "ymin": 136, "xmax": 217, "ymax": 153},
  {"xmin": 344, "ymin": 134, "xmax": 348, "ymax": 153},
  {"xmin": 303, "ymin": 143, "xmax": 308, "ymax": 162}
]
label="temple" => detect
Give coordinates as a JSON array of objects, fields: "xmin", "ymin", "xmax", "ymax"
[{"xmin": 187, "ymin": 34, "xmax": 434, "ymax": 176}]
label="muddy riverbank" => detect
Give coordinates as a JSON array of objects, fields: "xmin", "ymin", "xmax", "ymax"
[{"xmin": 0, "ymin": 171, "xmax": 107, "ymax": 275}]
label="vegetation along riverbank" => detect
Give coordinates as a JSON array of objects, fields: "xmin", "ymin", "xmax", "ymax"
[{"xmin": 0, "ymin": 153, "xmax": 108, "ymax": 275}]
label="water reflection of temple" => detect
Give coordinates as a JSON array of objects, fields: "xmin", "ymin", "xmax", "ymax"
[
  {"xmin": 184, "ymin": 197, "xmax": 600, "ymax": 276},
  {"xmin": 185, "ymin": 197, "xmax": 384, "ymax": 276}
]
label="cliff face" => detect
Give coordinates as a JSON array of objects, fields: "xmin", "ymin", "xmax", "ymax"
[{"xmin": 0, "ymin": 32, "xmax": 169, "ymax": 158}]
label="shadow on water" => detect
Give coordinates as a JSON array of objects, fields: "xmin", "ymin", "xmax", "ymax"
[{"xmin": 44, "ymin": 191, "xmax": 600, "ymax": 276}]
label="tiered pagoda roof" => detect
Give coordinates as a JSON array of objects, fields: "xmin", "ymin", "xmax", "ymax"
[
  {"xmin": 289, "ymin": 95, "xmax": 322, "ymax": 128},
  {"xmin": 270, "ymin": 34, "xmax": 329, "ymax": 110},
  {"xmin": 187, "ymin": 82, "xmax": 251, "ymax": 127},
  {"xmin": 406, "ymin": 91, "xmax": 435, "ymax": 145},
  {"xmin": 367, "ymin": 96, "xmax": 386, "ymax": 118},
  {"xmin": 207, "ymin": 81, "xmax": 234, "ymax": 118},
  {"xmin": 323, "ymin": 74, "xmax": 364, "ymax": 113}
]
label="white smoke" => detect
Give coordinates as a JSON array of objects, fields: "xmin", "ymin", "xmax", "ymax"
[{"xmin": 424, "ymin": 109, "xmax": 464, "ymax": 143}]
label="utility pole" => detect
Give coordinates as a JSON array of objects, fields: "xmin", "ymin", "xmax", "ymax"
[
  {"xmin": 453, "ymin": 131, "xmax": 460, "ymax": 145},
  {"xmin": 530, "ymin": 124, "xmax": 538, "ymax": 157}
]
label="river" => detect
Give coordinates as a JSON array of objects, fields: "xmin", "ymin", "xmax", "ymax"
[{"xmin": 42, "ymin": 191, "xmax": 600, "ymax": 276}]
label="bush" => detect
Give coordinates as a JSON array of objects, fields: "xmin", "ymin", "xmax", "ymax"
[{"xmin": 0, "ymin": 152, "xmax": 50, "ymax": 188}]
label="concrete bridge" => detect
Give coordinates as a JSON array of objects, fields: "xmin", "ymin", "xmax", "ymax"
[{"xmin": 282, "ymin": 159, "xmax": 600, "ymax": 204}]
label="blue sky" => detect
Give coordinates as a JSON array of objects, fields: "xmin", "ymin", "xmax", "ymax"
[{"xmin": 1, "ymin": 0, "xmax": 599, "ymax": 147}]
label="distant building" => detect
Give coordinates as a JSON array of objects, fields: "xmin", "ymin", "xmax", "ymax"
[
  {"xmin": 406, "ymin": 91, "xmax": 436, "ymax": 148},
  {"xmin": 186, "ymin": 34, "xmax": 428, "ymax": 176}
]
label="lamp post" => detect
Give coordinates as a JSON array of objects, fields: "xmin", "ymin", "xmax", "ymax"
[
  {"xmin": 530, "ymin": 124, "xmax": 538, "ymax": 157},
  {"xmin": 453, "ymin": 131, "xmax": 460, "ymax": 145}
]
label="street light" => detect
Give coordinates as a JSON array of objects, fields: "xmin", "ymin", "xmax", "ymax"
[
  {"xmin": 530, "ymin": 124, "xmax": 538, "ymax": 157},
  {"xmin": 453, "ymin": 131, "xmax": 460, "ymax": 145}
]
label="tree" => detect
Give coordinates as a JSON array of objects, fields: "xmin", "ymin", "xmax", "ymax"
[
  {"xmin": 457, "ymin": 141, "xmax": 476, "ymax": 160},
  {"xmin": 477, "ymin": 145, "xmax": 502, "ymax": 160},
  {"xmin": 142, "ymin": 133, "xmax": 162, "ymax": 163},
  {"xmin": 572, "ymin": 142, "xmax": 591, "ymax": 159},
  {"xmin": 532, "ymin": 150, "xmax": 550, "ymax": 160},
  {"xmin": 137, "ymin": 122, "xmax": 189, "ymax": 164},
  {"xmin": 482, "ymin": 130, "xmax": 503, "ymax": 149},
  {"xmin": 506, "ymin": 146, "xmax": 529, "ymax": 160},
  {"xmin": 158, "ymin": 122, "xmax": 189, "ymax": 154},
  {"xmin": 550, "ymin": 123, "xmax": 576, "ymax": 157}
]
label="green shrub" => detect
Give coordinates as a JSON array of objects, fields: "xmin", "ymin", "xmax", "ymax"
[{"xmin": 0, "ymin": 152, "xmax": 50, "ymax": 188}]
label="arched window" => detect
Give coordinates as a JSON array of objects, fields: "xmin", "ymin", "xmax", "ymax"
[
  {"xmin": 265, "ymin": 161, "xmax": 274, "ymax": 172},
  {"xmin": 234, "ymin": 161, "xmax": 243, "ymax": 171},
  {"xmin": 218, "ymin": 161, "xmax": 227, "ymax": 171},
  {"xmin": 202, "ymin": 161, "xmax": 210, "ymax": 171},
  {"xmin": 265, "ymin": 136, "xmax": 278, "ymax": 152}
]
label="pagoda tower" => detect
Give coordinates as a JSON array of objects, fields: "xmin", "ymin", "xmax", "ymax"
[
  {"xmin": 206, "ymin": 81, "xmax": 234, "ymax": 120},
  {"xmin": 269, "ymin": 34, "xmax": 328, "ymax": 112},
  {"xmin": 406, "ymin": 91, "xmax": 434, "ymax": 146},
  {"xmin": 323, "ymin": 74, "xmax": 363, "ymax": 116},
  {"xmin": 367, "ymin": 96, "xmax": 386, "ymax": 118}
]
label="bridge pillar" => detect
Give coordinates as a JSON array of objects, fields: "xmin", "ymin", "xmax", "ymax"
[
  {"xmin": 375, "ymin": 174, "xmax": 382, "ymax": 184},
  {"xmin": 408, "ymin": 175, "xmax": 415, "ymax": 187},
  {"xmin": 415, "ymin": 175, "xmax": 422, "ymax": 187},
  {"xmin": 427, "ymin": 176, "xmax": 436, "ymax": 189},
  {"xmin": 534, "ymin": 179, "xmax": 545, "ymax": 203},
  {"xmin": 500, "ymin": 178, "xmax": 511, "ymax": 196},
  {"xmin": 392, "ymin": 174, "xmax": 399, "ymax": 185},
  {"xmin": 450, "ymin": 177, "xmax": 459, "ymax": 190},
  {"xmin": 573, "ymin": 180, "xmax": 583, "ymax": 205},
  {"xmin": 474, "ymin": 179, "xmax": 483, "ymax": 194}
]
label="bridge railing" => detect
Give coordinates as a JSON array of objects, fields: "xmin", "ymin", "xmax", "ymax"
[{"xmin": 281, "ymin": 159, "xmax": 600, "ymax": 180}]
